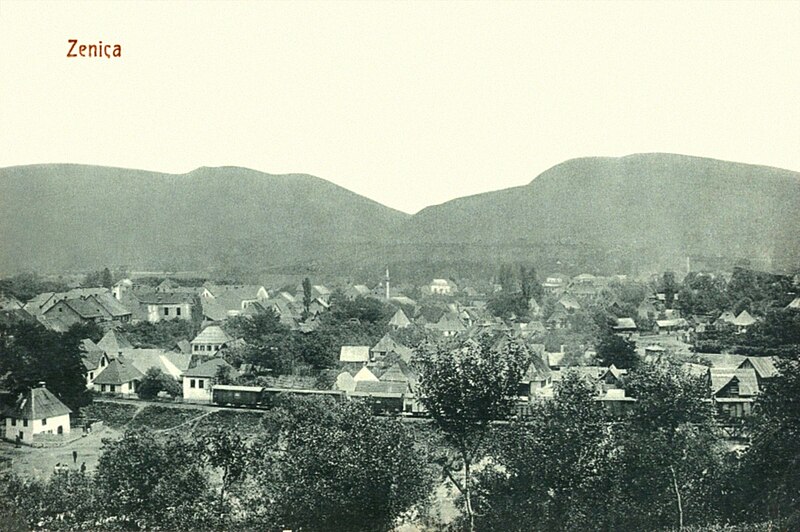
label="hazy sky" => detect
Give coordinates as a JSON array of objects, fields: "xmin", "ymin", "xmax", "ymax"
[{"xmin": 1, "ymin": 1, "xmax": 798, "ymax": 214}]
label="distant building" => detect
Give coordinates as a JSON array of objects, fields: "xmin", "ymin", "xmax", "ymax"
[
  {"xmin": 92, "ymin": 357, "xmax": 143, "ymax": 395},
  {"xmin": 339, "ymin": 346, "xmax": 370, "ymax": 363},
  {"xmin": 429, "ymin": 279, "xmax": 456, "ymax": 295},
  {"xmin": 190, "ymin": 326, "xmax": 233, "ymax": 356},
  {"xmin": 183, "ymin": 358, "xmax": 237, "ymax": 402},
  {"xmin": 136, "ymin": 292, "xmax": 195, "ymax": 323},
  {"xmin": 388, "ymin": 308, "xmax": 411, "ymax": 329}
]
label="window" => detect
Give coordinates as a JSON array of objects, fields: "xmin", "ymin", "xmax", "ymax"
[
  {"xmin": 23, "ymin": 419, "xmax": 28, "ymax": 427},
  {"xmin": 176, "ymin": 307, "xmax": 181, "ymax": 316},
  {"xmin": 164, "ymin": 307, "xmax": 170, "ymax": 316},
  {"xmin": 194, "ymin": 345, "xmax": 198, "ymax": 352},
  {"xmin": 110, "ymin": 385, "xmax": 116, "ymax": 393},
  {"xmin": 198, "ymin": 379, "xmax": 204, "ymax": 389},
  {"xmin": 11, "ymin": 418, "xmax": 16, "ymax": 427},
  {"xmin": 90, "ymin": 372, "xmax": 94, "ymax": 380},
  {"xmin": 190, "ymin": 379, "xmax": 196, "ymax": 388},
  {"xmin": 101, "ymin": 384, "xmax": 107, "ymax": 392},
  {"xmin": 42, "ymin": 418, "xmax": 47, "ymax": 426}
]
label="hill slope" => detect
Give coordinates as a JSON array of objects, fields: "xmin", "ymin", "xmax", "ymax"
[
  {"xmin": 403, "ymin": 154, "xmax": 800, "ymax": 272},
  {"xmin": 0, "ymin": 164, "xmax": 409, "ymax": 273}
]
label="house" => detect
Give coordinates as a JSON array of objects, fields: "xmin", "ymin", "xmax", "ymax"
[
  {"xmin": 714, "ymin": 311, "xmax": 737, "ymax": 327},
  {"xmin": 388, "ymin": 308, "xmax": 411, "ymax": 329},
  {"xmin": 738, "ymin": 356, "xmax": 779, "ymax": 388},
  {"xmin": 546, "ymin": 308, "xmax": 570, "ymax": 330},
  {"xmin": 542, "ymin": 274, "xmax": 568, "ymax": 295},
  {"xmin": 136, "ymin": 292, "xmax": 196, "ymax": 323},
  {"xmin": 429, "ymin": 279, "xmax": 456, "ymax": 295},
  {"xmin": 3, "ymin": 384, "xmax": 72, "ymax": 444},
  {"xmin": 81, "ymin": 350, "xmax": 110, "ymax": 388},
  {"xmin": 353, "ymin": 366, "xmax": 379, "ymax": 382},
  {"xmin": 518, "ymin": 349, "xmax": 553, "ymax": 399},
  {"xmin": 90, "ymin": 293, "xmax": 133, "ymax": 323},
  {"xmin": 709, "ymin": 367, "xmax": 760, "ymax": 418},
  {"xmin": 92, "ymin": 357, "xmax": 143, "ymax": 395},
  {"xmin": 112, "ymin": 278, "xmax": 134, "ymax": 300},
  {"xmin": 345, "ymin": 285, "xmax": 372, "ymax": 299},
  {"xmin": 557, "ymin": 295, "xmax": 582, "ymax": 311},
  {"xmin": 340, "ymin": 346, "xmax": 370, "ymax": 363},
  {"xmin": 183, "ymin": 358, "xmax": 237, "ymax": 402},
  {"xmin": 190, "ymin": 326, "xmax": 233, "ymax": 356},
  {"xmin": 637, "ymin": 300, "xmax": 658, "ymax": 321},
  {"xmin": 425, "ymin": 313, "xmax": 466, "ymax": 337},
  {"xmin": 786, "ymin": 297, "xmax": 800, "ymax": 310},
  {"xmin": 655, "ymin": 318, "xmax": 688, "ymax": 334},
  {"xmin": 200, "ymin": 285, "xmax": 269, "ymax": 319}
]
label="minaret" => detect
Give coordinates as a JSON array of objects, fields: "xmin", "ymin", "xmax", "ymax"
[{"xmin": 385, "ymin": 267, "xmax": 390, "ymax": 300}]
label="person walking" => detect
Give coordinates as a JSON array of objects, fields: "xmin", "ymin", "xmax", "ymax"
[{"xmin": 72, "ymin": 450, "xmax": 78, "ymax": 464}]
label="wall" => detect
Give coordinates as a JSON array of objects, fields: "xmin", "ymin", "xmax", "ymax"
[{"xmin": 183, "ymin": 377, "xmax": 212, "ymax": 401}]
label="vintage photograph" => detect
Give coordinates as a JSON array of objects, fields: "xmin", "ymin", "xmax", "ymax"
[{"xmin": 0, "ymin": 1, "xmax": 798, "ymax": 530}]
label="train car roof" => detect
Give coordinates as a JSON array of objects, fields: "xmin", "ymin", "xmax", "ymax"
[{"xmin": 213, "ymin": 385, "xmax": 264, "ymax": 392}]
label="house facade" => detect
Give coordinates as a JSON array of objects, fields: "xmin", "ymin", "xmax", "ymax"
[{"xmin": 3, "ymin": 385, "xmax": 72, "ymax": 444}]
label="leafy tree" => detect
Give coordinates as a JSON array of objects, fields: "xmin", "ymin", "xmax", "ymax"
[
  {"xmin": 486, "ymin": 293, "xmax": 528, "ymax": 320},
  {"xmin": 96, "ymin": 430, "xmax": 215, "ymax": 530},
  {"xmin": 136, "ymin": 367, "xmax": 181, "ymax": 399},
  {"xmin": 471, "ymin": 372, "xmax": 612, "ymax": 531},
  {"xmin": 101, "ymin": 267, "xmax": 113, "ymax": 289},
  {"xmin": 735, "ymin": 359, "xmax": 800, "ymax": 525},
  {"xmin": 413, "ymin": 334, "xmax": 530, "ymax": 532},
  {"xmin": 519, "ymin": 265, "xmax": 543, "ymax": 301},
  {"xmin": 215, "ymin": 363, "xmax": 237, "ymax": 385},
  {"xmin": 0, "ymin": 272, "xmax": 69, "ymax": 302},
  {"xmin": 198, "ymin": 428, "xmax": 250, "ymax": 509},
  {"xmin": 595, "ymin": 330, "xmax": 640, "ymax": 369},
  {"xmin": 661, "ymin": 271, "xmax": 679, "ymax": 309},
  {"xmin": 0, "ymin": 322, "xmax": 92, "ymax": 411},
  {"xmin": 497, "ymin": 264, "xmax": 516, "ymax": 293},
  {"xmin": 253, "ymin": 397, "xmax": 433, "ymax": 532}
]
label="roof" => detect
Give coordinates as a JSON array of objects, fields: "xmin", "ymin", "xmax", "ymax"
[
  {"xmin": 47, "ymin": 298, "xmax": 105, "ymax": 319},
  {"xmin": 213, "ymin": 385, "xmax": 263, "ymax": 393},
  {"xmin": 379, "ymin": 363, "xmax": 411, "ymax": 384},
  {"xmin": 135, "ymin": 291, "xmax": 196, "ymax": 305},
  {"xmin": 262, "ymin": 374, "xmax": 318, "ymax": 390},
  {"xmin": 81, "ymin": 350, "xmax": 107, "ymax": 371},
  {"xmin": 353, "ymin": 366, "xmax": 379, "ymax": 382},
  {"xmin": 5, "ymin": 386, "xmax": 72, "ymax": 420},
  {"xmin": 388, "ymin": 308, "xmax": 412, "ymax": 328},
  {"xmin": 696, "ymin": 353, "xmax": 747, "ymax": 369},
  {"xmin": 117, "ymin": 349, "xmax": 192, "ymax": 379},
  {"xmin": 709, "ymin": 368, "xmax": 760, "ymax": 396},
  {"xmin": 0, "ymin": 293, "xmax": 23, "ymax": 311},
  {"xmin": 335, "ymin": 372, "xmax": 356, "ymax": 392},
  {"xmin": 184, "ymin": 358, "xmax": 236, "ymax": 378},
  {"xmin": 558, "ymin": 296, "xmax": 582, "ymax": 310},
  {"xmin": 787, "ymin": 297, "xmax": 800, "ymax": 309},
  {"xmin": 715, "ymin": 311, "xmax": 736, "ymax": 324},
  {"xmin": 353, "ymin": 380, "xmax": 408, "ymax": 395},
  {"xmin": 340, "ymin": 346, "xmax": 370, "ymax": 363},
  {"xmin": 613, "ymin": 317, "xmax": 637, "ymax": 330},
  {"xmin": 96, "ymin": 329, "xmax": 134, "ymax": 352},
  {"xmin": 92, "ymin": 293, "xmax": 132, "ymax": 317},
  {"xmin": 390, "ymin": 296, "xmax": 417, "ymax": 307},
  {"xmin": 656, "ymin": 318, "xmax": 688, "ymax": 328},
  {"xmin": 93, "ymin": 357, "xmax": 144, "ymax": 385},
  {"xmin": 739, "ymin": 357, "xmax": 779, "ymax": 379},
  {"xmin": 733, "ymin": 310, "xmax": 756, "ymax": 326},
  {"xmin": 191, "ymin": 325, "xmax": 233, "ymax": 345}
]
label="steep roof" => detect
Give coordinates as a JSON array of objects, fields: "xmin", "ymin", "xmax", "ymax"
[
  {"xmin": 613, "ymin": 317, "xmax": 637, "ymax": 330},
  {"xmin": 340, "ymin": 346, "xmax": 370, "ymax": 363},
  {"xmin": 379, "ymin": 364, "xmax": 410, "ymax": 384},
  {"xmin": 92, "ymin": 293, "xmax": 132, "ymax": 317},
  {"xmin": 93, "ymin": 357, "xmax": 144, "ymax": 385},
  {"xmin": 96, "ymin": 329, "xmax": 134, "ymax": 352},
  {"xmin": 787, "ymin": 297, "xmax": 800, "ymax": 309},
  {"xmin": 353, "ymin": 380, "xmax": 408, "ymax": 395},
  {"xmin": 558, "ymin": 295, "xmax": 582, "ymax": 310},
  {"xmin": 733, "ymin": 310, "xmax": 756, "ymax": 326},
  {"xmin": 51, "ymin": 298, "xmax": 105, "ymax": 319},
  {"xmin": 136, "ymin": 291, "xmax": 196, "ymax": 305},
  {"xmin": 5, "ymin": 385, "xmax": 72, "ymax": 420},
  {"xmin": 697, "ymin": 353, "xmax": 747, "ymax": 369},
  {"xmin": 739, "ymin": 357, "xmax": 779, "ymax": 379},
  {"xmin": 388, "ymin": 308, "xmax": 412, "ymax": 328},
  {"xmin": 353, "ymin": 366, "xmax": 379, "ymax": 382},
  {"xmin": 81, "ymin": 350, "xmax": 107, "ymax": 371},
  {"xmin": 183, "ymin": 358, "xmax": 236, "ymax": 378},
  {"xmin": 191, "ymin": 325, "xmax": 233, "ymax": 345},
  {"xmin": 709, "ymin": 368, "xmax": 760, "ymax": 396}
]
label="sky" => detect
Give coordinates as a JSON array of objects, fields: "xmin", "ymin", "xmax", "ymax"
[{"xmin": 1, "ymin": 1, "xmax": 798, "ymax": 214}]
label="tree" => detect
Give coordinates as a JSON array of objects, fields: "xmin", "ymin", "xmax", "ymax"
[
  {"xmin": 302, "ymin": 277, "xmax": 312, "ymax": 319},
  {"xmin": 101, "ymin": 267, "xmax": 113, "ymax": 289},
  {"xmin": 96, "ymin": 430, "xmax": 216, "ymax": 530},
  {"xmin": 497, "ymin": 264, "xmax": 516, "ymax": 293},
  {"xmin": 413, "ymin": 334, "xmax": 530, "ymax": 532},
  {"xmin": 198, "ymin": 428, "xmax": 250, "ymax": 510},
  {"xmin": 661, "ymin": 271, "xmax": 679, "ymax": 309},
  {"xmin": 519, "ymin": 265, "xmax": 543, "ymax": 301},
  {"xmin": 595, "ymin": 330, "xmax": 640, "ymax": 369},
  {"xmin": 0, "ymin": 322, "xmax": 92, "ymax": 411},
  {"xmin": 136, "ymin": 367, "xmax": 181, "ymax": 399},
  {"xmin": 253, "ymin": 397, "xmax": 432, "ymax": 531},
  {"xmin": 470, "ymin": 372, "xmax": 613, "ymax": 531}
]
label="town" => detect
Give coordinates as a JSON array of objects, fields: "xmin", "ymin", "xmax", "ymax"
[{"xmin": 1, "ymin": 263, "xmax": 798, "ymax": 531}]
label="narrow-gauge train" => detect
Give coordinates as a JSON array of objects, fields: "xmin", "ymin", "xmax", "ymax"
[{"xmin": 211, "ymin": 384, "xmax": 347, "ymax": 408}]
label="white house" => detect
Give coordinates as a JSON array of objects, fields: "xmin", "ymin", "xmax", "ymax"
[
  {"xmin": 81, "ymin": 350, "xmax": 111, "ymax": 388},
  {"xmin": 429, "ymin": 279, "xmax": 455, "ymax": 295},
  {"xmin": 3, "ymin": 384, "xmax": 72, "ymax": 444},
  {"xmin": 92, "ymin": 357, "xmax": 143, "ymax": 395},
  {"xmin": 182, "ymin": 358, "xmax": 236, "ymax": 402}
]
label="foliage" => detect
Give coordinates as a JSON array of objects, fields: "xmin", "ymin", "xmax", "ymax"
[
  {"xmin": 661, "ymin": 271, "xmax": 679, "ymax": 309},
  {"xmin": 127, "ymin": 405, "xmax": 203, "ymax": 430},
  {"xmin": 733, "ymin": 359, "xmax": 800, "ymax": 524},
  {"xmin": 0, "ymin": 271, "xmax": 69, "ymax": 302},
  {"xmin": 120, "ymin": 318, "xmax": 200, "ymax": 350},
  {"xmin": 198, "ymin": 428, "xmax": 251, "ymax": 508},
  {"xmin": 486, "ymin": 292, "xmax": 528, "ymax": 320},
  {"xmin": 595, "ymin": 330, "xmax": 640, "ymax": 369},
  {"xmin": 252, "ymin": 397, "xmax": 433, "ymax": 532},
  {"xmin": 0, "ymin": 321, "xmax": 92, "ymax": 411},
  {"xmin": 136, "ymin": 367, "xmax": 181, "ymax": 399},
  {"xmin": 82, "ymin": 267, "xmax": 114, "ymax": 288},
  {"xmin": 302, "ymin": 276, "xmax": 312, "ymax": 318},
  {"xmin": 413, "ymin": 333, "xmax": 530, "ymax": 531}
]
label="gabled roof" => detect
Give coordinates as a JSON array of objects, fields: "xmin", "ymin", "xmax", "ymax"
[
  {"xmin": 709, "ymin": 368, "xmax": 760, "ymax": 396},
  {"xmin": 93, "ymin": 357, "xmax": 144, "ymax": 385},
  {"xmin": 739, "ymin": 357, "xmax": 779, "ymax": 379},
  {"xmin": 353, "ymin": 380, "xmax": 408, "ymax": 395},
  {"xmin": 335, "ymin": 371, "xmax": 357, "ymax": 392},
  {"xmin": 733, "ymin": 310, "xmax": 756, "ymax": 326},
  {"xmin": 97, "ymin": 329, "xmax": 134, "ymax": 352},
  {"xmin": 390, "ymin": 296, "xmax": 417, "ymax": 307},
  {"xmin": 787, "ymin": 297, "xmax": 800, "ymax": 309},
  {"xmin": 388, "ymin": 308, "xmax": 411, "ymax": 328},
  {"xmin": 81, "ymin": 349, "xmax": 108, "ymax": 371},
  {"xmin": 0, "ymin": 293, "xmax": 24, "ymax": 311},
  {"xmin": 372, "ymin": 333, "xmax": 402, "ymax": 353},
  {"xmin": 696, "ymin": 353, "xmax": 747, "ymax": 369},
  {"xmin": 353, "ymin": 366, "xmax": 379, "ymax": 382},
  {"xmin": 521, "ymin": 348, "xmax": 552, "ymax": 383},
  {"xmin": 135, "ymin": 291, "xmax": 196, "ymax": 305},
  {"xmin": 613, "ymin": 317, "xmax": 637, "ymax": 330},
  {"xmin": 379, "ymin": 364, "xmax": 410, "ymax": 384},
  {"xmin": 340, "ymin": 346, "xmax": 370, "ymax": 363},
  {"xmin": 557, "ymin": 296, "xmax": 582, "ymax": 310},
  {"xmin": 183, "ymin": 358, "xmax": 236, "ymax": 378},
  {"xmin": 191, "ymin": 325, "xmax": 233, "ymax": 345},
  {"xmin": 714, "ymin": 311, "xmax": 736, "ymax": 325},
  {"xmin": 91, "ymin": 293, "xmax": 132, "ymax": 317},
  {"xmin": 5, "ymin": 386, "xmax": 72, "ymax": 420},
  {"xmin": 46, "ymin": 298, "xmax": 105, "ymax": 319}
]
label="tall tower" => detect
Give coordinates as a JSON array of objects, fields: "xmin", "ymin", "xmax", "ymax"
[{"xmin": 385, "ymin": 267, "xmax": 390, "ymax": 300}]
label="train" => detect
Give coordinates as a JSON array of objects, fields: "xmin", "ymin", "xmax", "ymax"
[{"xmin": 211, "ymin": 384, "xmax": 347, "ymax": 408}]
